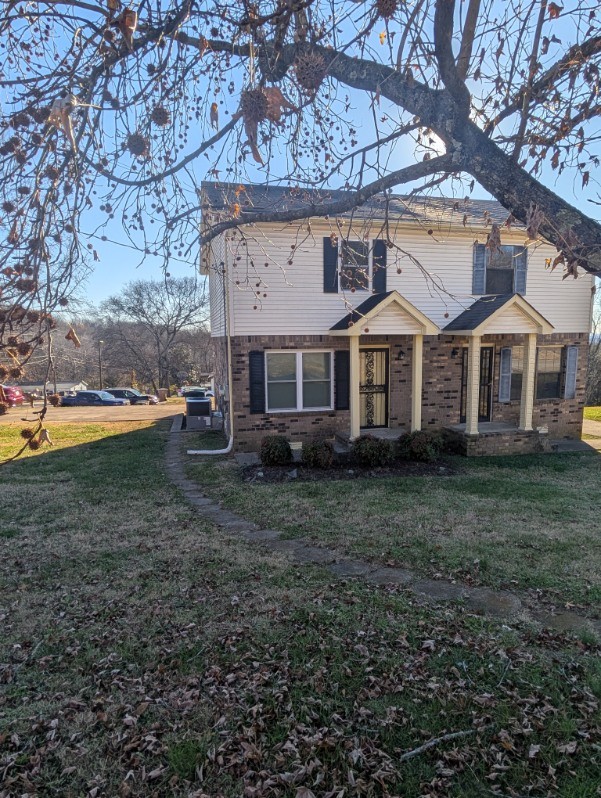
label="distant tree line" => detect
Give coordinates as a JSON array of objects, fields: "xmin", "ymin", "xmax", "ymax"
[{"xmin": 23, "ymin": 277, "xmax": 212, "ymax": 393}]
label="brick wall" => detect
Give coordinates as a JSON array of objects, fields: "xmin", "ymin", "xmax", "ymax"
[
  {"xmin": 229, "ymin": 335, "xmax": 351, "ymax": 453},
  {"xmin": 444, "ymin": 428, "xmax": 552, "ymax": 456},
  {"xmin": 485, "ymin": 332, "xmax": 588, "ymax": 438},
  {"xmin": 225, "ymin": 332, "xmax": 587, "ymax": 452}
]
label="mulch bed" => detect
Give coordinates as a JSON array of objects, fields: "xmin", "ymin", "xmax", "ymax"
[{"xmin": 242, "ymin": 458, "xmax": 460, "ymax": 483}]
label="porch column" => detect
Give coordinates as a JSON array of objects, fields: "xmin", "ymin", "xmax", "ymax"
[
  {"xmin": 411, "ymin": 333, "xmax": 423, "ymax": 432},
  {"xmin": 349, "ymin": 335, "xmax": 361, "ymax": 440},
  {"xmin": 465, "ymin": 335, "xmax": 481, "ymax": 436},
  {"xmin": 519, "ymin": 333, "xmax": 537, "ymax": 431}
]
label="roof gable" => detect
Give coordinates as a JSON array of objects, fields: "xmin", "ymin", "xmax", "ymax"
[
  {"xmin": 443, "ymin": 294, "xmax": 554, "ymax": 336},
  {"xmin": 330, "ymin": 290, "xmax": 439, "ymax": 336}
]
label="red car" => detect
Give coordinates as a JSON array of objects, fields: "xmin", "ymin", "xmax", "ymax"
[{"xmin": 0, "ymin": 385, "xmax": 24, "ymax": 407}]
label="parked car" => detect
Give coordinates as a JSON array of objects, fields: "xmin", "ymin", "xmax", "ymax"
[
  {"xmin": 60, "ymin": 390, "xmax": 130, "ymax": 407},
  {"xmin": 105, "ymin": 388, "xmax": 159, "ymax": 405},
  {"xmin": 0, "ymin": 385, "xmax": 24, "ymax": 407}
]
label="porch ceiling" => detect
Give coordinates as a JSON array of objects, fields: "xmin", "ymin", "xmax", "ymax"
[
  {"xmin": 329, "ymin": 289, "xmax": 439, "ymax": 336},
  {"xmin": 443, "ymin": 293, "xmax": 554, "ymax": 336}
]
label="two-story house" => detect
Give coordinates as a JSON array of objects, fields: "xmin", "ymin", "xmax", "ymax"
[{"xmin": 201, "ymin": 182, "xmax": 592, "ymax": 455}]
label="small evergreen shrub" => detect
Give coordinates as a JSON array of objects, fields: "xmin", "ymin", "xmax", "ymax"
[
  {"xmin": 48, "ymin": 393, "xmax": 61, "ymax": 407},
  {"xmin": 351, "ymin": 435, "xmax": 394, "ymax": 467},
  {"xmin": 260, "ymin": 434, "xmax": 292, "ymax": 466},
  {"xmin": 302, "ymin": 440, "xmax": 334, "ymax": 469},
  {"xmin": 396, "ymin": 430, "xmax": 442, "ymax": 463}
]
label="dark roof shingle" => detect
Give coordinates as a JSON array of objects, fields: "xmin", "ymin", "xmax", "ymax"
[
  {"xmin": 201, "ymin": 182, "xmax": 519, "ymax": 229},
  {"xmin": 330, "ymin": 291, "xmax": 393, "ymax": 331},
  {"xmin": 443, "ymin": 294, "xmax": 515, "ymax": 331}
]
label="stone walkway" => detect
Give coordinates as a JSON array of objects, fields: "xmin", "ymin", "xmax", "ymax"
[{"xmin": 165, "ymin": 435, "xmax": 601, "ymax": 640}]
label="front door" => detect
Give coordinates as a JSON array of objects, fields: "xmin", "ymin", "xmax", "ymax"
[
  {"xmin": 359, "ymin": 348, "xmax": 389, "ymax": 428},
  {"xmin": 460, "ymin": 346, "xmax": 494, "ymax": 423}
]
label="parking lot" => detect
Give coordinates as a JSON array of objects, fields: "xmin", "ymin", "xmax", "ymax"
[{"xmin": 0, "ymin": 401, "xmax": 181, "ymax": 425}]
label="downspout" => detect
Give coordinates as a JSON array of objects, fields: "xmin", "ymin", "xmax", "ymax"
[{"xmin": 188, "ymin": 247, "xmax": 235, "ymax": 456}]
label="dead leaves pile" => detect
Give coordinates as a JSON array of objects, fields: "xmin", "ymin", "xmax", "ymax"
[{"xmin": 1, "ymin": 581, "xmax": 599, "ymax": 798}]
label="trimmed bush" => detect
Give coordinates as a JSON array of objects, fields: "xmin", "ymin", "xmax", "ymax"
[
  {"xmin": 396, "ymin": 430, "xmax": 442, "ymax": 463},
  {"xmin": 351, "ymin": 435, "xmax": 394, "ymax": 467},
  {"xmin": 260, "ymin": 434, "xmax": 292, "ymax": 466},
  {"xmin": 302, "ymin": 440, "xmax": 334, "ymax": 469},
  {"xmin": 48, "ymin": 393, "xmax": 61, "ymax": 407}
]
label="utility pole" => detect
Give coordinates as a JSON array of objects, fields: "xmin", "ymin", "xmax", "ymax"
[{"xmin": 98, "ymin": 340, "xmax": 104, "ymax": 389}]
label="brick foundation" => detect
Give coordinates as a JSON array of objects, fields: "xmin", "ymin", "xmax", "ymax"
[
  {"xmin": 444, "ymin": 428, "xmax": 552, "ymax": 456},
  {"xmin": 217, "ymin": 332, "xmax": 587, "ymax": 453}
]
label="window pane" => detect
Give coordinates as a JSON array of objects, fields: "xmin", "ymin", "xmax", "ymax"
[
  {"xmin": 536, "ymin": 347, "xmax": 562, "ymax": 399},
  {"xmin": 510, "ymin": 373, "xmax": 523, "ymax": 402},
  {"xmin": 267, "ymin": 382, "xmax": 297, "ymax": 409},
  {"xmin": 510, "ymin": 345, "xmax": 524, "ymax": 401},
  {"xmin": 340, "ymin": 265, "xmax": 369, "ymax": 290},
  {"xmin": 488, "ymin": 247, "xmax": 514, "ymax": 269},
  {"xmin": 303, "ymin": 352, "xmax": 330, "ymax": 381},
  {"xmin": 538, "ymin": 348, "xmax": 562, "ymax": 373},
  {"xmin": 266, "ymin": 353, "xmax": 296, "ymax": 381},
  {"xmin": 303, "ymin": 381, "xmax": 331, "ymax": 408},
  {"xmin": 486, "ymin": 268, "xmax": 513, "ymax": 294},
  {"xmin": 341, "ymin": 240, "xmax": 368, "ymax": 266}
]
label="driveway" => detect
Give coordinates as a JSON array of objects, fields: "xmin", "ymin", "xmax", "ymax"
[{"xmin": 0, "ymin": 402, "xmax": 181, "ymax": 424}]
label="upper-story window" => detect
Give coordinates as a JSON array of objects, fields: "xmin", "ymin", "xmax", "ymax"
[
  {"xmin": 340, "ymin": 240, "xmax": 370, "ymax": 291},
  {"xmin": 473, "ymin": 243, "xmax": 528, "ymax": 295},
  {"xmin": 323, "ymin": 237, "xmax": 387, "ymax": 294}
]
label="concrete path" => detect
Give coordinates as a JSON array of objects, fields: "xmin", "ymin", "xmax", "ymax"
[
  {"xmin": 165, "ymin": 434, "xmax": 601, "ymax": 640},
  {"xmin": 582, "ymin": 418, "xmax": 601, "ymax": 449}
]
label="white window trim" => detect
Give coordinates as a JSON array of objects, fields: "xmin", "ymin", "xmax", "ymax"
[
  {"xmin": 265, "ymin": 350, "xmax": 334, "ymax": 413},
  {"xmin": 339, "ymin": 239, "xmax": 372, "ymax": 293}
]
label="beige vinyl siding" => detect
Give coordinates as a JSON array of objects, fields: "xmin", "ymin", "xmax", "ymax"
[
  {"xmin": 222, "ymin": 222, "xmax": 593, "ymax": 336},
  {"xmin": 208, "ymin": 235, "xmax": 226, "ymax": 337},
  {"xmin": 483, "ymin": 306, "xmax": 540, "ymax": 334},
  {"xmin": 357, "ymin": 304, "xmax": 424, "ymax": 335}
]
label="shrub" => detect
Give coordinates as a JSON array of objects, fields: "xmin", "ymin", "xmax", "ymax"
[
  {"xmin": 396, "ymin": 430, "xmax": 442, "ymax": 463},
  {"xmin": 0, "ymin": 402, "xmax": 8, "ymax": 415},
  {"xmin": 48, "ymin": 393, "xmax": 61, "ymax": 407},
  {"xmin": 351, "ymin": 435, "xmax": 394, "ymax": 467},
  {"xmin": 302, "ymin": 440, "xmax": 334, "ymax": 469},
  {"xmin": 260, "ymin": 434, "xmax": 292, "ymax": 466}
]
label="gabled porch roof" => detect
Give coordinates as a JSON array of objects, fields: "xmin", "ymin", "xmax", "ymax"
[
  {"xmin": 329, "ymin": 290, "xmax": 439, "ymax": 336},
  {"xmin": 443, "ymin": 293, "xmax": 554, "ymax": 336}
]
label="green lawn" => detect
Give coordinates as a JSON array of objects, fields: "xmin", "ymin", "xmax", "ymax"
[
  {"xmin": 187, "ymin": 444, "xmax": 601, "ymax": 607},
  {"xmin": 0, "ymin": 424, "xmax": 599, "ymax": 797},
  {"xmin": 584, "ymin": 406, "xmax": 601, "ymax": 422}
]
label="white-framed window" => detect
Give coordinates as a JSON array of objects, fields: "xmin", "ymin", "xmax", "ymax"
[
  {"xmin": 499, "ymin": 345, "xmax": 579, "ymax": 402},
  {"xmin": 340, "ymin": 239, "xmax": 370, "ymax": 291},
  {"xmin": 499, "ymin": 346, "xmax": 524, "ymax": 403},
  {"xmin": 265, "ymin": 351, "xmax": 333, "ymax": 412},
  {"xmin": 536, "ymin": 346, "xmax": 564, "ymax": 400}
]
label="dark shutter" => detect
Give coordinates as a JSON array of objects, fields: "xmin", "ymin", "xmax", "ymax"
[
  {"xmin": 372, "ymin": 239, "xmax": 387, "ymax": 293},
  {"xmin": 498, "ymin": 347, "xmax": 512, "ymax": 402},
  {"xmin": 564, "ymin": 346, "xmax": 578, "ymax": 400},
  {"xmin": 472, "ymin": 243, "xmax": 486, "ymax": 294},
  {"xmin": 514, "ymin": 247, "xmax": 528, "ymax": 294},
  {"xmin": 323, "ymin": 236, "xmax": 339, "ymax": 293},
  {"xmin": 249, "ymin": 351, "xmax": 265, "ymax": 414},
  {"xmin": 334, "ymin": 350, "xmax": 350, "ymax": 410}
]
